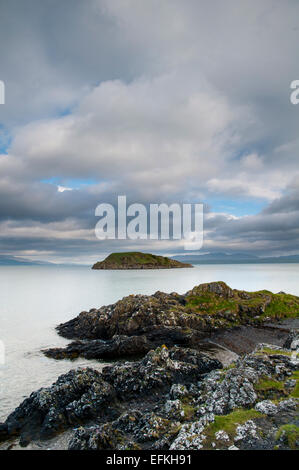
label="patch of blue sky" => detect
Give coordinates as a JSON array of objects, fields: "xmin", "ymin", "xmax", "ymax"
[
  {"xmin": 41, "ymin": 177, "xmax": 98, "ymax": 189},
  {"xmin": 58, "ymin": 107, "xmax": 73, "ymax": 117},
  {"xmin": 0, "ymin": 125, "xmax": 12, "ymax": 154},
  {"xmin": 208, "ymin": 198, "xmax": 266, "ymax": 217}
]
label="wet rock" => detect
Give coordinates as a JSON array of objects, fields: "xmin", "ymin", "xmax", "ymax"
[
  {"xmin": 1, "ymin": 368, "xmax": 115, "ymax": 443},
  {"xmin": 0, "ymin": 345, "xmax": 220, "ymax": 445},
  {"xmin": 168, "ymin": 347, "xmax": 222, "ymax": 373},
  {"xmin": 0, "ymin": 424, "xmax": 8, "ymax": 441},
  {"xmin": 101, "ymin": 346, "xmax": 221, "ymax": 398},
  {"xmin": 1, "ymin": 340, "xmax": 298, "ymax": 450},
  {"xmin": 283, "ymin": 329, "xmax": 299, "ymax": 351},
  {"xmin": 43, "ymin": 334, "xmax": 151, "ymax": 360}
]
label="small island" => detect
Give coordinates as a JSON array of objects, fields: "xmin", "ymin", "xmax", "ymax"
[{"xmin": 92, "ymin": 251, "xmax": 193, "ymax": 269}]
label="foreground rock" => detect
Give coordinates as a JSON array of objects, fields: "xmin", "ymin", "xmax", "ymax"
[
  {"xmin": 0, "ymin": 346, "xmax": 221, "ymax": 446},
  {"xmin": 44, "ymin": 335, "xmax": 151, "ymax": 360},
  {"xmin": 1, "ymin": 334, "xmax": 298, "ymax": 450},
  {"xmin": 92, "ymin": 252, "xmax": 192, "ymax": 270},
  {"xmin": 44, "ymin": 281, "xmax": 299, "ymax": 361}
]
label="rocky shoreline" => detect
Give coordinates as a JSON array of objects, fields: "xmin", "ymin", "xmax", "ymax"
[
  {"xmin": 0, "ymin": 281, "xmax": 298, "ymax": 450},
  {"xmin": 43, "ymin": 281, "xmax": 299, "ymax": 361},
  {"xmin": 0, "ymin": 338, "xmax": 298, "ymax": 450}
]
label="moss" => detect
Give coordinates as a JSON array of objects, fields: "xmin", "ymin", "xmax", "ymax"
[
  {"xmin": 288, "ymin": 371, "xmax": 299, "ymax": 398},
  {"xmin": 181, "ymin": 403, "xmax": 195, "ymax": 420},
  {"xmin": 254, "ymin": 377, "xmax": 288, "ymax": 400},
  {"xmin": 261, "ymin": 293, "xmax": 299, "ymax": 320},
  {"xmin": 185, "ymin": 287, "xmax": 299, "ymax": 322},
  {"xmin": 202, "ymin": 409, "xmax": 263, "ymax": 448},
  {"xmin": 255, "ymin": 347, "xmax": 295, "ymax": 357},
  {"xmin": 185, "ymin": 292, "xmax": 238, "ymax": 315},
  {"xmin": 166, "ymin": 423, "xmax": 182, "ymax": 438},
  {"xmin": 255, "ymin": 378, "xmax": 285, "ymax": 391},
  {"xmin": 276, "ymin": 424, "xmax": 299, "ymax": 450}
]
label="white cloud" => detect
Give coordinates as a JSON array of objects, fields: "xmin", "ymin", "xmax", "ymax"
[
  {"xmin": 57, "ymin": 186, "xmax": 73, "ymax": 193},
  {"xmin": 6, "ymin": 72, "xmax": 250, "ymax": 198}
]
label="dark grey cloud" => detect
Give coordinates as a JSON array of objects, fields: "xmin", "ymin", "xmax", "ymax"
[
  {"xmin": 204, "ymin": 185, "xmax": 299, "ymax": 256},
  {"xmin": 0, "ymin": 0, "xmax": 149, "ymax": 127},
  {"xmin": 262, "ymin": 186, "xmax": 299, "ymax": 215}
]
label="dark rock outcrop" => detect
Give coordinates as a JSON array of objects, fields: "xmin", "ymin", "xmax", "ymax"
[
  {"xmin": 0, "ymin": 346, "xmax": 221, "ymax": 445},
  {"xmin": 1, "ymin": 340, "xmax": 298, "ymax": 450},
  {"xmin": 283, "ymin": 330, "xmax": 299, "ymax": 351},
  {"xmin": 44, "ymin": 282, "xmax": 299, "ymax": 361},
  {"xmin": 2, "ymin": 368, "xmax": 115, "ymax": 443},
  {"xmin": 0, "ymin": 424, "xmax": 8, "ymax": 441},
  {"xmin": 44, "ymin": 335, "xmax": 151, "ymax": 360}
]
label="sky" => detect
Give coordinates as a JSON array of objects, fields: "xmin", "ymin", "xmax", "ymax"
[{"xmin": 0, "ymin": 0, "xmax": 299, "ymax": 264}]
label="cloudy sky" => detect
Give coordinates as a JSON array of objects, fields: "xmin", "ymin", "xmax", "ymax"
[{"xmin": 0, "ymin": 0, "xmax": 298, "ymax": 264}]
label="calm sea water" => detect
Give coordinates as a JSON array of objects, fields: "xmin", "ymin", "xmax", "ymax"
[{"xmin": 0, "ymin": 263, "xmax": 298, "ymax": 420}]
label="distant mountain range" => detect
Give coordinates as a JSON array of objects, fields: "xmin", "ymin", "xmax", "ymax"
[
  {"xmin": 0, "ymin": 255, "xmax": 53, "ymax": 266},
  {"xmin": 171, "ymin": 252, "xmax": 299, "ymax": 264}
]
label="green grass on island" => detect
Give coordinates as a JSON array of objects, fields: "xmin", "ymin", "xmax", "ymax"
[{"xmin": 92, "ymin": 252, "xmax": 193, "ymax": 269}]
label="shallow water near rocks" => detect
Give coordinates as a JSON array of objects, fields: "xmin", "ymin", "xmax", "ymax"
[{"xmin": 0, "ymin": 263, "xmax": 298, "ymax": 420}]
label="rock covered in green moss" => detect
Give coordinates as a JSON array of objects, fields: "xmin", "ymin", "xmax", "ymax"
[
  {"xmin": 44, "ymin": 282, "xmax": 299, "ymax": 361},
  {"xmin": 169, "ymin": 339, "xmax": 299, "ymax": 450},
  {"xmin": 276, "ymin": 424, "xmax": 299, "ymax": 450},
  {"xmin": 57, "ymin": 282, "xmax": 299, "ymax": 341}
]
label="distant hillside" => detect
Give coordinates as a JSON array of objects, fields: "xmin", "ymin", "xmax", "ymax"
[
  {"xmin": 92, "ymin": 252, "xmax": 193, "ymax": 270},
  {"xmin": 171, "ymin": 252, "xmax": 299, "ymax": 264},
  {"xmin": 0, "ymin": 255, "xmax": 53, "ymax": 266}
]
